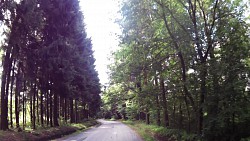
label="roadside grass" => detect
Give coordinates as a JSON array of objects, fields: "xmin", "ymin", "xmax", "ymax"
[
  {"xmin": 0, "ymin": 119, "xmax": 99, "ymax": 141},
  {"xmin": 122, "ymin": 120, "xmax": 198, "ymax": 141},
  {"xmin": 123, "ymin": 120, "xmax": 155, "ymax": 141}
]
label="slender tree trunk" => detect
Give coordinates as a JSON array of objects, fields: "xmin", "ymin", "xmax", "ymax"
[
  {"xmin": 30, "ymin": 88, "xmax": 33, "ymax": 127},
  {"xmin": 160, "ymin": 76, "xmax": 169, "ymax": 127},
  {"xmin": 60, "ymin": 96, "xmax": 64, "ymax": 122},
  {"xmin": 184, "ymin": 95, "xmax": 191, "ymax": 133},
  {"xmin": 53, "ymin": 92, "xmax": 59, "ymax": 126},
  {"xmin": 37, "ymin": 89, "xmax": 39, "ymax": 124},
  {"xmin": 75, "ymin": 100, "xmax": 78, "ymax": 123},
  {"xmin": 179, "ymin": 103, "xmax": 183, "ymax": 129},
  {"xmin": 64, "ymin": 98, "xmax": 67, "ymax": 123},
  {"xmin": 41, "ymin": 89, "xmax": 44, "ymax": 127},
  {"xmin": 50, "ymin": 90, "xmax": 53, "ymax": 127},
  {"xmin": 10, "ymin": 60, "xmax": 16, "ymax": 128},
  {"xmin": 15, "ymin": 64, "xmax": 21, "ymax": 129},
  {"xmin": 24, "ymin": 96, "xmax": 27, "ymax": 127},
  {"xmin": 136, "ymin": 81, "xmax": 142, "ymax": 120},
  {"xmin": 0, "ymin": 49, "xmax": 12, "ymax": 130},
  {"xmin": 160, "ymin": 5, "xmax": 195, "ymax": 109},
  {"xmin": 58, "ymin": 96, "xmax": 61, "ymax": 120},
  {"xmin": 70, "ymin": 98, "xmax": 75, "ymax": 123},
  {"xmin": 46, "ymin": 90, "xmax": 49, "ymax": 126},
  {"xmin": 154, "ymin": 76, "xmax": 161, "ymax": 126},
  {"xmin": 173, "ymin": 95, "xmax": 176, "ymax": 127},
  {"xmin": 199, "ymin": 64, "xmax": 206, "ymax": 135},
  {"xmin": 208, "ymin": 51, "xmax": 219, "ymax": 134},
  {"xmin": 32, "ymin": 83, "xmax": 36, "ymax": 129},
  {"xmin": 23, "ymin": 90, "xmax": 25, "ymax": 130}
]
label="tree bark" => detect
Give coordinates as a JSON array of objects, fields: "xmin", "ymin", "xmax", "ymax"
[
  {"xmin": 199, "ymin": 63, "xmax": 206, "ymax": 135},
  {"xmin": 9, "ymin": 60, "xmax": 16, "ymax": 128},
  {"xmin": 46, "ymin": 90, "xmax": 49, "ymax": 126},
  {"xmin": 32, "ymin": 83, "xmax": 36, "ymax": 129},
  {"xmin": 64, "ymin": 98, "xmax": 68, "ymax": 123},
  {"xmin": 37, "ymin": 89, "xmax": 39, "ymax": 124},
  {"xmin": 30, "ymin": 88, "xmax": 33, "ymax": 128},
  {"xmin": 160, "ymin": 76, "xmax": 169, "ymax": 127},
  {"xmin": 75, "ymin": 100, "xmax": 78, "ymax": 123},
  {"xmin": 40, "ymin": 89, "xmax": 44, "ymax": 127},
  {"xmin": 23, "ymin": 90, "xmax": 25, "ymax": 130},
  {"xmin": 50, "ymin": 90, "xmax": 53, "ymax": 127},
  {"xmin": 15, "ymin": 64, "xmax": 21, "ymax": 129},
  {"xmin": 53, "ymin": 92, "xmax": 59, "ymax": 126},
  {"xmin": 154, "ymin": 76, "xmax": 161, "ymax": 126},
  {"xmin": 0, "ymin": 47, "xmax": 12, "ymax": 130},
  {"xmin": 70, "ymin": 98, "xmax": 75, "ymax": 123}
]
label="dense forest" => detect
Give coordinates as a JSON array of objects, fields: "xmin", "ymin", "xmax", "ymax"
[
  {"xmin": 0, "ymin": 0, "xmax": 101, "ymax": 131},
  {"xmin": 103, "ymin": 0, "xmax": 250, "ymax": 140}
]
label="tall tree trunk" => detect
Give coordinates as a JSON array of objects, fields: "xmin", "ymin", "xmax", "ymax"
[
  {"xmin": 9, "ymin": 60, "xmax": 16, "ymax": 128},
  {"xmin": 32, "ymin": 83, "xmax": 36, "ymax": 129},
  {"xmin": 75, "ymin": 100, "xmax": 78, "ymax": 123},
  {"xmin": 207, "ymin": 51, "xmax": 219, "ymax": 134},
  {"xmin": 199, "ymin": 63, "xmax": 206, "ymax": 135},
  {"xmin": 60, "ymin": 96, "xmax": 64, "ymax": 122},
  {"xmin": 30, "ymin": 88, "xmax": 33, "ymax": 127},
  {"xmin": 64, "ymin": 98, "xmax": 67, "ymax": 123},
  {"xmin": 23, "ymin": 90, "xmax": 25, "ymax": 130},
  {"xmin": 160, "ymin": 76, "xmax": 169, "ymax": 127},
  {"xmin": 50, "ymin": 90, "xmax": 53, "ymax": 127},
  {"xmin": 173, "ymin": 94, "xmax": 176, "ymax": 127},
  {"xmin": 179, "ymin": 103, "xmax": 183, "ymax": 129},
  {"xmin": 15, "ymin": 64, "xmax": 21, "ymax": 129},
  {"xmin": 46, "ymin": 90, "xmax": 49, "ymax": 126},
  {"xmin": 184, "ymin": 95, "xmax": 191, "ymax": 133},
  {"xmin": 24, "ymin": 95, "xmax": 27, "ymax": 127},
  {"xmin": 37, "ymin": 89, "xmax": 39, "ymax": 124},
  {"xmin": 154, "ymin": 76, "xmax": 161, "ymax": 126},
  {"xmin": 0, "ymin": 49, "xmax": 12, "ymax": 130},
  {"xmin": 53, "ymin": 92, "xmax": 59, "ymax": 126},
  {"xmin": 70, "ymin": 98, "xmax": 75, "ymax": 123},
  {"xmin": 160, "ymin": 5, "xmax": 195, "ymax": 109},
  {"xmin": 40, "ymin": 89, "xmax": 44, "ymax": 127}
]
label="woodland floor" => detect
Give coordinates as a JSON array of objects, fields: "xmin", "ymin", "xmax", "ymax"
[{"xmin": 0, "ymin": 120, "xmax": 99, "ymax": 141}]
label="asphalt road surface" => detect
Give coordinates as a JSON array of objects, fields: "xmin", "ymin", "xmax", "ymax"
[{"xmin": 54, "ymin": 119, "xmax": 144, "ymax": 141}]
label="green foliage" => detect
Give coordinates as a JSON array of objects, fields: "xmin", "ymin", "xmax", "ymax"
[
  {"xmin": 105, "ymin": 0, "xmax": 250, "ymax": 140},
  {"xmin": 123, "ymin": 120, "xmax": 198, "ymax": 141},
  {"xmin": 0, "ymin": 0, "xmax": 101, "ymax": 130}
]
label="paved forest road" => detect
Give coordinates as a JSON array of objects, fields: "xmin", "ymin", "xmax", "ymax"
[{"xmin": 54, "ymin": 119, "xmax": 144, "ymax": 141}]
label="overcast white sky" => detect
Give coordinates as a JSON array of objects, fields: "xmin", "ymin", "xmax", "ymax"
[{"xmin": 79, "ymin": 0, "xmax": 121, "ymax": 86}]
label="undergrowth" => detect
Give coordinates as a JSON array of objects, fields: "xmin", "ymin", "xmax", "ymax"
[{"xmin": 123, "ymin": 120, "xmax": 198, "ymax": 141}]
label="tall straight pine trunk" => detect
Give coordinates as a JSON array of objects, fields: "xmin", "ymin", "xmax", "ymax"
[
  {"xmin": 15, "ymin": 64, "xmax": 21, "ymax": 129},
  {"xmin": 9, "ymin": 60, "xmax": 16, "ymax": 128},
  {"xmin": 53, "ymin": 92, "xmax": 59, "ymax": 126},
  {"xmin": 70, "ymin": 98, "xmax": 75, "ymax": 123}
]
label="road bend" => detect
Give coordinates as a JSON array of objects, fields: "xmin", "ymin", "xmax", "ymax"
[{"xmin": 54, "ymin": 119, "xmax": 144, "ymax": 141}]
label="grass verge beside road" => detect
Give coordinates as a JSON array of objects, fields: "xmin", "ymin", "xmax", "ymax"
[
  {"xmin": 122, "ymin": 120, "xmax": 197, "ymax": 141},
  {"xmin": 0, "ymin": 120, "xmax": 99, "ymax": 141}
]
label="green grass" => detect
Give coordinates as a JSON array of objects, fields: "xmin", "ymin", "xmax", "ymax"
[
  {"xmin": 122, "ymin": 120, "xmax": 198, "ymax": 141},
  {"xmin": 122, "ymin": 120, "xmax": 156, "ymax": 141}
]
